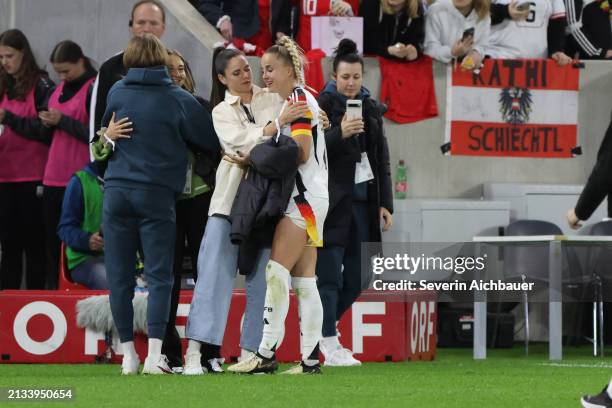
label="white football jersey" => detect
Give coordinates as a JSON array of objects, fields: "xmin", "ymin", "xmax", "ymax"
[{"xmin": 486, "ymin": 0, "xmax": 566, "ymax": 58}]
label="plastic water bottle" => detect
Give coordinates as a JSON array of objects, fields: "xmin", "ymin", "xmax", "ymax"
[{"xmin": 394, "ymin": 160, "xmax": 407, "ymax": 199}]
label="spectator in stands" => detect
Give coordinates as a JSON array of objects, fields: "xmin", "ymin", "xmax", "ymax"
[
  {"xmin": 39, "ymin": 40, "xmax": 97, "ymax": 290},
  {"xmin": 101, "ymin": 34, "xmax": 218, "ymax": 375},
  {"xmin": 183, "ymin": 47, "xmax": 309, "ymax": 375},
  {"xmin": 424, "ymin": 0, "xmax": 490, "ymax": 70},
  {"xmin": 163, "ymin": 49, "xmax": 218, "ymax": 371},
  {"xmin": 91, "ymin": 0, "xmax": 166, "ymax": 138},
  {"xmin": 191, "ymin": 0, "xmax": 291, "ymax": 50},
  {"xmin": 360, "ymin": 0, "xmax": 425, "ymax": 60},
  {"xmin": 315, "ymin": 39, "xmax": 393, "ymax": 366},
  {"xmin": 295, "ymin": 0, "xmax": 359, "ymax": 52},
  {"xmin": 0, "ymin": 29, "xmax": 54, "ymax": 290},
  {"xmin": 564, "ymin": 0, "xmax": 612, "ymax": 59},
  {"xmin": 487, "ymin": 0, "xmax": 573, "ymax": 65}
]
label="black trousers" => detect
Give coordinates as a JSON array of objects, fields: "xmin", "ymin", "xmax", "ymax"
[
  {"xmin": 316, "ymin": 202, "xmax": 372, "ymax": 337},
  {"xmin": 162, "ymin": 191, "xmax": 212, "ymax": 367},
  {"xmin": 43, "ymin": 186, "xmax": 65, "ymax": 290},
  {"xmin": 0, "ymin": 182, "xmax": 46, "ymax": 289}
]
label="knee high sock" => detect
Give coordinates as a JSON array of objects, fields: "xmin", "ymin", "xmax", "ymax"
[
  {"xmin": 292, "ymin": 276, "xmax": 323, "ymax": 363},
  {"xmin": 258, "ymin": 260, "xmax": 290, "ymax": 357}
]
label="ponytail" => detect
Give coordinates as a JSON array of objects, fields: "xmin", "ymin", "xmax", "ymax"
[
  {"xmin": 210, "ymin": 47, "xmax": 243, "ymax": 107},
  {"xmin": 265, "ymin": 36, "xmax": 305, "ymax": 86}
]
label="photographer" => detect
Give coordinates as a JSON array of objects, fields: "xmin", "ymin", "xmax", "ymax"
[{"xmin": 315, "ymin": 39, "xmax": 393, "ymax": 366}]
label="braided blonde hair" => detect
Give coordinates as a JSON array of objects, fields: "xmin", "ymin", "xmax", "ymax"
[{"xmin": 266, "ymin": 35, "xmax": 306, "ymax": 86}]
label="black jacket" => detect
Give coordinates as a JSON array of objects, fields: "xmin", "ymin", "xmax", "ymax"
[
  {"xmin": 230, "ymin": 134, "xmax": 299, "ymax": 244},
  {"xmin": 318, "ymin": 82, "xmax": 393, "ymax": 248},
  {"xmin": 229, "ymin": 135, "xmax": 299, "ymax": 273},
  {"xmin": 575, "ymin": 117, "xmax": 612, "ymax": 220},
  {"xmin": 93, "ymin": 52, "xmax": 126, "ymax": 137},
  {"xmin": 564, "ymin": 0, "xmax": 612, "ymax": 59},
  {"xmin": 360, "ymin": 0, "xmax": 425, "ymax": 59},
  {"xmin": 190, "ymin": 0, "xmax": 291, "ymax": 39}
]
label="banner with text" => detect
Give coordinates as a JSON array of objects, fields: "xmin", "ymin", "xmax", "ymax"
[{"xmin": 445, "ymin": 59, "xmax": 579, "ymax": 157}]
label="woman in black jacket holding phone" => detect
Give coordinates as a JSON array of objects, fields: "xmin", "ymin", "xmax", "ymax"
[{"xmin": 315, "ymin": 39, "xmax": 393, "ymax": 366}]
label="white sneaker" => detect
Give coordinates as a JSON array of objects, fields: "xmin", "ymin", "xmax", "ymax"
[
  {"xmin": 323, "ymin": 348, "xmax": 362, "ymax": 367},
  {"xmin": 121, "ymin": 354, "xmax": 140, "ymax": 375},
  {"xmin": 203, "ymin": 358, "xmax": 224, "ymax": 374},
  {"xmin": 238, "ymin": 349, "xmax": 255, "ymax": 363},
  {"xmin": 142, "ymin": 354, "xmax": 173, "ymax": 375},
  {"xmin": 183, "ymin": 351, "xmax": 204, "ymax": 376}
]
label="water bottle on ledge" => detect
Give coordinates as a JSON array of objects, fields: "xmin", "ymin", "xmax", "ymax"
[{"xmin": 394, "ymin": 159, "xmax": 407, "ymax": 199}]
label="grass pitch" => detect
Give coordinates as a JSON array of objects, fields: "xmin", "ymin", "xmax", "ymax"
[{"xmin": 0, "ymin": 346, "xmax": 610, "ymax": 407}]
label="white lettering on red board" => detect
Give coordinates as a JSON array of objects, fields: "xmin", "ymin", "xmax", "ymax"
[
  {"xmin": 351, "ymin": 302, "xmax": 385, "ymax": 354},
  {"xmin": 410, "ymin": 301, "xmax": 436, "ymax": 354},
  {"xmin": 13, "ymin": 301, "xmax": 67, "ymax": 355}
]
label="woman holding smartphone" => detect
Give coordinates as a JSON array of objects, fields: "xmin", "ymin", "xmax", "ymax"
[
  {"xmin": 39, "ymin": 40, "xmax": 97, "ymax": 290},
  {"xmin": 315, "ymin": 39, "xmax": 393, "ymax": 366},
  {"xmin": 0, "ymin": 29, "xmax": 54, "ymax": 290},
  {"xmin": 424, "ymin": 0, "xmax": 490, "ymax": 69}
]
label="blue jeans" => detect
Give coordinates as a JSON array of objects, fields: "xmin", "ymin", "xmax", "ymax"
[
  {"xmin": 186, "ymin": 216, "xmax": 268, "ymax": 352},
  {"xmin": 104, "ymin": 186, "xmax": 176, "ymax": 342},
  {"xmin": 71, "ymin": 256, "xmax": 108, "ymax": 289}
]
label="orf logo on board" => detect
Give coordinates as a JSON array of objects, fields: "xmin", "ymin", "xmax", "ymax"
[{"xmin": 499, "ymin": 87, "xmax": 533, "ymax": 125}]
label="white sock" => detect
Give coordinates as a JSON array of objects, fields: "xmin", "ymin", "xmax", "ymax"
[
  {"xmin": 147, "ymin": 338, "xmax": 163, "ymax": 358},
  {"xmin": 321, "ymin": 335, "xmax": 341, "ymax": 352},
  {"xmin": 258, "ymin": 260, "xmax": 291, "ymax": 358},
  {"xmin": 607, "ymin": 378, "xmax": 612, "ymax": 398},
  {"xmin": 121, "ymin": 341, "xmax": 138, "ymax": 359},
  {"xmin": 186, "ymin": 340, "xmax": 201, "ymax": 355},
  {"xmin": 292, "ymin": 276, "xmax": 323, "ymax": 362}
]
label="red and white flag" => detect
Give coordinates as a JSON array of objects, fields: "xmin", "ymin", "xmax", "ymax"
[{"xmin": 444, "ymin": 59, "xmax": 580, "ymax": 157}]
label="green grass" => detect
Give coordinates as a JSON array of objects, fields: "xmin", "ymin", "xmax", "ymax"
[{"xmin": 1, "ymin": 346, "xmax": 611, "ymax": 407}]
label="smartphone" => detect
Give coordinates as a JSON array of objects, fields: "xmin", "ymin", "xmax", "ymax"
[
  {"xmin": 462, "ymin": 27, "xmax": 475, "ymax": 41},
  {"xmin": 516, "ymin": 1, "xmax": 531, "ymax": 11},
  {"xmin": 346, "ymin": 99, "xmax": 362, "ymax": 120}
]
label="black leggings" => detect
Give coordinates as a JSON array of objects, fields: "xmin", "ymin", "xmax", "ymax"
[
  {"xmin": 0, "ymin": 182, "xmax": 46, "ymax": 289},
  {"xmin": 43, "ymin": 185, "xmax": 65, "ymax": 290},
  {"xmin": 162, "ymin": 191, "xmax": 212, "ymax": 367}
]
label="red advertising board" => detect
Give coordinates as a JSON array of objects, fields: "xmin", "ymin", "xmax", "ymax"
[{"xmin": 0, "ymin": 289, "xmax": 436, "ymax": 364}]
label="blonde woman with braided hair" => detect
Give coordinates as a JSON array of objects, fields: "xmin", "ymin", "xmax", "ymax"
[{"xmin": 229, "ymin": 36, "xmax": 329, "ymax": 375}]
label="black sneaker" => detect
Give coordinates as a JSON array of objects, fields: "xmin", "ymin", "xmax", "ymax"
[
  {"xmin": 281, "ymin": 361, "xmax": 322, "ymax": 375},
  {"xmin": 582, "ymin": 386, "xmax": 612, "ymax": 408},
  {"xmin": 227, "ymin": 353, "xmax": 278, "ymax": 374}
]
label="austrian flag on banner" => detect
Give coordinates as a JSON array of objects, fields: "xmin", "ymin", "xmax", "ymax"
[{"xmin": 445, "ymin": 59, "xmax": 580, "ymax": 157}]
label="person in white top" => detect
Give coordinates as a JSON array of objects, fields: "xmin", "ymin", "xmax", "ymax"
[
  {"xmin": 183, "ymin": 47, "xmax": 309, "ymax": 375},
  {"xmin": 486, "ymin": 0, "xmax": 573, "ymax": 65},
  {"xmin": 424, "ymin": 0, "xmax": 491, "ymax": 70},
  {"xmin": 229, "ymin": 36, "xmax": 329, "ymax": 375}
]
